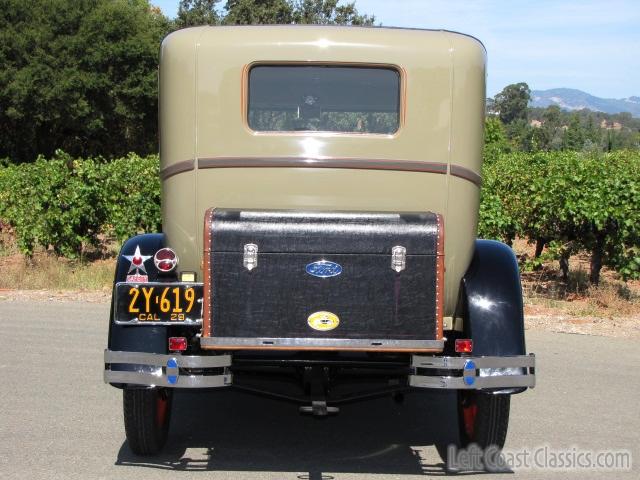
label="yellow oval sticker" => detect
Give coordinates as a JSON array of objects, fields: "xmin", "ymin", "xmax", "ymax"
[{"xmin": 307, "ymin": 311, "xmax": 340, "ymax": 331}]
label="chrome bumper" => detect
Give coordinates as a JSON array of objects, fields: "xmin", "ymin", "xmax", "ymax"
[
  {"xmin": 104, "ymin": 350, "xmax": 232, "ymax": 388},
  {"xmin": 409, "ymin": 354, "xmax": 536, "ymax": 390}
]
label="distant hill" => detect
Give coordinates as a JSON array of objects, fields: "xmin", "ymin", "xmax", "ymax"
[{"xmin": 530, "ymin": 88, "xmax": 640, "ymax": 118}]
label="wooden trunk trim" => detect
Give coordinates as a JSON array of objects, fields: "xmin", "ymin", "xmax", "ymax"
[
  {"xmin": 202, "ymin": 208, "xmax": 215, "ymax": 337},
  {"xmin": 435, "ymin": 213, "xmax": 445, "ymax": 340},
  {"xmin": 201, "ymin": 209, "xmax": 446, "ymax": 352}
]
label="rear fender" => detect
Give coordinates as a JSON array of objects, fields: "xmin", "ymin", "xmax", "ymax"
[
  {"xmin": 108, "ymin": 234, "xmax": 167, "ymax": 354},
  {"xmin": 459, "ymin": 240, "xmax": 527, "ymax": 394}
]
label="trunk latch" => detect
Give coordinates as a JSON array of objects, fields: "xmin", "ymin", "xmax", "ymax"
[
  {"xmin": 243, "ymin": 243, "xmax": 258, "ymax": 271},
  {"xmin": 391, "ymin": 245, "xmax": 406, "ymax": 272}
]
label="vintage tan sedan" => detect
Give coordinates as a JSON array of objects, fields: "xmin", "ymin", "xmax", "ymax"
[{"xmin": 104, "ymin": 25, "xmax": 535, "ymax": 469}]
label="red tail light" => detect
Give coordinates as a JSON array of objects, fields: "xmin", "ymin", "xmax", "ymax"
[
  {"xmin": 455, "ymin": 339, "xmax": 473, "ymax": 354},
  {"xmin": 154, "ymin": 248, "xmax": 178, "ymax": 272},
  {"xmin": 168, "ymin": 337, "xmax": 187, "ymax": 351}
]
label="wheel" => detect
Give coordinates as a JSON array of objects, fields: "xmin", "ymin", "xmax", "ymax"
[
  {"xmin": 123, "ymin": 387, "xmax": 173, "ymax": 455},
  {"xmin": 436, "ymin": 391, "xmax": 510, "ymax": 471}
]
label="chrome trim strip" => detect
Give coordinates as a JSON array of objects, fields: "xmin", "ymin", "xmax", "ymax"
[
  {"xmin": 160, "ymin": 159, "xmax": 195, "ymax": 181},
  {"xmin": 198, "ymin": 157, "xmax": 449, "ymax": 175},
  {"xmin": 201, "ymin": 336, "xmax": 444, "ymax": 350},
  {"xmin": 104, "ymin": 370, "xmax": 232, "ymax": 388},
  {"xmin": 104, "ymin": 350, "xmax": 232, "ymax": 368},
  {"xmin": 114, "ymin": 319, "xmax": 203, "ymax": 326},
  {"xmin": 409, "ymin": 374, "xmax": 535, "ymax": 390},
  {"xmin": 113, "ymin": 319, "xmax": 202, "ymax": 327},
  {"xmin": 412, "ymin": 354, "xmax": 535, "ymax": 369}
]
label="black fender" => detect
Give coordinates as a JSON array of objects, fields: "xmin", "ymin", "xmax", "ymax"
[
  {"xmin": 460, "ymin": 239, "xmax": 526, "ymax": 357},
  {"xmin": 108, "ymin": 233, "xmax": 168, "ymax": 354}
]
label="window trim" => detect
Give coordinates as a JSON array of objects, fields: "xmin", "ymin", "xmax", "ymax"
[{"xmin": 241, "ymin": 61, "xmax": 406, "ymax": 137}]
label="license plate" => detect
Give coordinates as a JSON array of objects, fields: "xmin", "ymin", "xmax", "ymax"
[{"xmin": 115, "ymin": 282, "xmax": 203, "ymax": 324}]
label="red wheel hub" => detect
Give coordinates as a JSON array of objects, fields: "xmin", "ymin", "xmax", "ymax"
[
  {"xmin": 462, "ymin": 401, "xmax": 478, "ymax": 439},
  {"xmin": 156, "ymin": 392, "xmax": 168, "ymax": 426}
]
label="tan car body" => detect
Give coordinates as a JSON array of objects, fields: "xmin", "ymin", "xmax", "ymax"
[{"xmin": 159, "ymin": 25, "xmax": 486, "ymax": 316}]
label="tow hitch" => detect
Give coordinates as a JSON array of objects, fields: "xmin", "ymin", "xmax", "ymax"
[{"xmin": 299, "ymin": 366, "xmax": 339, "ymax": 416}]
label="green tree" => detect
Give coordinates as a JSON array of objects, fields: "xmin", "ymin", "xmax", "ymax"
[
  {"xmin": 175, "ymin": 0, "xmax": 221, "ymax": 27},
  {"xmin": 292, "ymin": 0, "xmax": 375, "ymax": 25},
  {"xmin": 176, "ymin": 0, "xmax": 375, "ymax": 26},
  {"xmin": 562, "ymin": 113, "xmax": 585, "ymax": 150},
  {"xmin": 531, "ymin": 105, "xmax": 563, "ymax": 151},
  {"xmin": 483, "ymin": 117, "xmax": 510, "ymax": 160},
  {"xmin": 223, "ymin": 0, "xmax": 294, "ymax": 24},
  {"xmin": 492, "ymin": 82, "xmax": 531, "ymax": 150},
  {"xmin": 0, "ymin": 0, "xmax": 170, "ymax": 163},
  {"xmin": 493, "ymin": 82, "xmax": 531, "ymax": 125},
  {"xmin": 541, "ymin": 105, "xmax": 563, "ymax": 149}
]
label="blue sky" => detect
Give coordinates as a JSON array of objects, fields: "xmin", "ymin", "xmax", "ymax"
[{"xmin": 152, "ymin": 0, "xmax": 639, "ymax": 98}]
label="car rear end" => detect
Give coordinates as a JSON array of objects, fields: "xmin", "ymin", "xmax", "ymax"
[{"xmin": 105, "ymin": 26, "xmax": 535, "ymax": 458}]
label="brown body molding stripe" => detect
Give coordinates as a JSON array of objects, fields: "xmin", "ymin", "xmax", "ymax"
[
  {"xmin": 449, "ymin": 164, "xmax": 482, "ymax": 187},
  {"xmin": 160, "ymin": 159, "xmax": 195, "ymax": 181},
  {"xmin": 198, "ymin": 157, "xmax": 449, "ymax": 175},
  {"xmin": 161, "ymin": 157, "xmax": 483, "ymax": 187}
]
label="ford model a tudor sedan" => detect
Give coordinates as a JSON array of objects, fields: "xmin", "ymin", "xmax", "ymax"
[{"xmin": 104, "ymin": 26, "xmax": 535, "ymax": 462}]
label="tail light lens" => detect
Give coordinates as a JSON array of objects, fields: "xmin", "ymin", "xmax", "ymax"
[
  {"xmin": 154, "ymin": 247, "xmax": 178, "ymax": 273},
  {"xmin": 168, "ymin": 337, "xmax": 187, "ymax": 351},
  {"xmin": 455, "ymin": 339, "xmax": 473, "ymax": 354}
]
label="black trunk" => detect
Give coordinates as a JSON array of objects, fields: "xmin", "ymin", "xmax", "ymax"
[{"xmin": 202, "ymin": 209, "xmax": 444, "ymax": 351}]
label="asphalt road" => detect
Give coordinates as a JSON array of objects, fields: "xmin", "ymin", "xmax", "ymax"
[{"xmin": 0, "ymin": 300, "xmax": 638, "ymax": 480}]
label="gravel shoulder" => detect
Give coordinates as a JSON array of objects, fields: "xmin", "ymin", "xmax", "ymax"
[
  {"xmin": 524, "ymin": 304, "xmax": 640, "ymax": 338},
  {"xmin": 0, "ymin": 288, "xmax": 111, "ymax": 303}
]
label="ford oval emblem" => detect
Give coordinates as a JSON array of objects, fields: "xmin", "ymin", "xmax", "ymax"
[{"xmin": 305, "ymin": 260, "xmax": 342, "ymax": 278}]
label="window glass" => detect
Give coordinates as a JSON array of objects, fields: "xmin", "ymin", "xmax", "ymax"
[{"xmin": 248, "ymin": 65, "xmax": 400, "ymax": 134}]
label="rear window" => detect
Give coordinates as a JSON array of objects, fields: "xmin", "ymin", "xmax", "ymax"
[{"xmin": 247, "ymin": 65, "xmax": 401, "ymax": 134}]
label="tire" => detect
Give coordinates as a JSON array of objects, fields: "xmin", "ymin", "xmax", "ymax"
[
  {"xmin": 123, "ymin": 387, "xmax": 173, "ymax": 455},
  {"xmin": 436, "ymin": 391, "xmax": 510, "ymax": 471}
]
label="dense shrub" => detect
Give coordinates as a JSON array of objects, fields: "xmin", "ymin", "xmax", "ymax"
[
  {"xmin": 0, "ymin": 151, "xmax": 160, "ymax": 257},
  {"xmin": 479, "ymin": 150, "xmax": 640, "ymax": 283},
  {"xmin": 1, "ymin": 149, "xmax": 638, "ymax": 285},
  {"xmin": 100, "ymin": 154, "xmax": 161, "ymax": 243}
]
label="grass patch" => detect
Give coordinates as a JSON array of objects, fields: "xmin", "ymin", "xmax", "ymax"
[
  {"xmin": 0, "ymin": 226, "xmax": 18, "ymax": 257},
  {"xmin": 524, "ymin": 280, "xmax": 640, "ymax": 318},
  {"xmin": 516, "ymin": 238, "xmax": 640, "ymax": 317},
  {"xmin": 0, "ymin": 253, "xmax": 113, "ymax": 290},
  {"xmin": 0, "ymin": 227, "xmax": 115, "ymax": 290}
]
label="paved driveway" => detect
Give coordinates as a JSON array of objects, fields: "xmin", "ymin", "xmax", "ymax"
[{"xmin": 0, "ymin": 300, "xmax": 637, "ymax": 479}]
